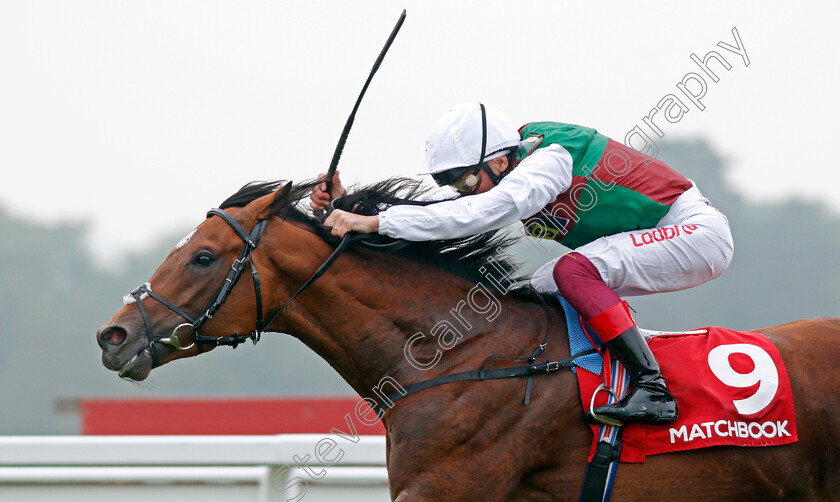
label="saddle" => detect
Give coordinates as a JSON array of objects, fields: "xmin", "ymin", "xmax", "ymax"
[{"xmin": 558, "ymin": 296, "xmax": 798, "ymax": 463}]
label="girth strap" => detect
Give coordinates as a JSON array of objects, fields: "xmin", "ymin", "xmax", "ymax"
[
  {"xmin": 375, "ymin": 349, "xmax": 596, "ymax": 416},
  {"xmin": 580, "ymin": 433, "xmax": 624, "ymax": 502}
]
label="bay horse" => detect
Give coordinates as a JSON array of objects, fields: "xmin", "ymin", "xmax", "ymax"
[{"xmin": 97, "ymin": 179, "xmax": 840, "ymax": 501}]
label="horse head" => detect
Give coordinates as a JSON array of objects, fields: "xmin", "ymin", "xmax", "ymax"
[
  {"xmin": 96, "ymin": 176, "xmax": 528, "ymax": 399},
  {"xmin": 96, "ymin": 182, "xmax": 295, "ymax": 381}
]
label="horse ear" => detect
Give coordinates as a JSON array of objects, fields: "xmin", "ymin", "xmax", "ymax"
[{"xmin": 254, "ymin": 182, "xmax": 293, "ymax": 220}]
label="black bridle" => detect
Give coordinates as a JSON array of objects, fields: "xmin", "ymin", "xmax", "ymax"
[
  {"xmin": 128, "ymin": 208, "xmax": 353, "ymax": 354},
  {"xmin": 126, "ymin": 205, "xmax": 594, "ymax": 415}
]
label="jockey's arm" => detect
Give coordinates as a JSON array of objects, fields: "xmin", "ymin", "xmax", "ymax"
[
  {"xmin": 323, "ymin": 182, "xmax": 460, "ymax": 238},
  {"xmin": 377, "ymin": 144, "xmax": 573, "ymax": 241},
  {"xmin": 416, "ymin": 185, "xmax": 460, "ymax": 202}
]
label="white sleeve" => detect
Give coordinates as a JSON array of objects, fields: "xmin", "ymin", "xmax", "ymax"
[
  {"xmin": 377, "ymin": 144, "xmax": 573, "ymax": 241},
  {"xmin": 416, "ymin": 185, "xmax": 460, "ymax": 202}
]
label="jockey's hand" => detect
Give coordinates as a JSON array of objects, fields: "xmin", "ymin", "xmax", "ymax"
[
  {"xmin": 309, "ymin": 171, "xmax": 347, "ymax": 211},
  {"xmin": 325, "ymin": 209, "xmax": 379, "ymax": 238}
]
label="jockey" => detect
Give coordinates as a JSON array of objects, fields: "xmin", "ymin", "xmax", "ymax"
[{"xmin": 311, "ymin": 102, "xmax": 734, "ymax": 424}]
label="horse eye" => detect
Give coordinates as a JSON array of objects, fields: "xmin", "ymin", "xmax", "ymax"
[{"xmin": 192, "ymin": 252, "xmax": 216, "ymax": 267}]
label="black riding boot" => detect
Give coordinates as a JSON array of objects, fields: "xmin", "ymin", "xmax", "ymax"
[{"xmin": 592, "ymin": 326, "xmax": 678, "ymax": 424}]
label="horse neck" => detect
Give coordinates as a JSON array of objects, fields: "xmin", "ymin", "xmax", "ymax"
[{"xmin": 262, "ymin": 223, "xmax": 558, "ymax": 402}]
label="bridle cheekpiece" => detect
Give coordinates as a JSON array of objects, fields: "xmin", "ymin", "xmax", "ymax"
[
  {"xmin": 127, "ymin": 206, "xmax": 358, "ymax": 355},
  {"xmin": 128, "ymin": 208, "xmax": 269, "ymax": 353}
]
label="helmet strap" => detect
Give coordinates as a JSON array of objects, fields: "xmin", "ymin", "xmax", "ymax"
[
  {"xmin": 476, "ymin": 104, "xmax": 518, "ymax": 187},
  {"xmin": 481, "ymin": 149, "xmax": 518, "ymax": 186},
  {"xmin": 481, "ymin": 163, "xmax": 505, "ymax": 185},
  {"xmin": 478, "ymin": 103, "xmax": 488, "ymax": 165}
]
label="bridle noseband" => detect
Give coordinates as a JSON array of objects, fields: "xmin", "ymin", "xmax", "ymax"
[
  {"xmin": 129, "ymin": 208, "xmax": 270, "ymax": 353},
  {"xmin": 127, "ymin": 206, "xmax": 400, "ymax": 356}
]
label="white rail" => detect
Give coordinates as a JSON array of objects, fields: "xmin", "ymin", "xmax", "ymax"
[{"xmin": 0, "ymin": 434, "xmax": 389, "ymax": 502}]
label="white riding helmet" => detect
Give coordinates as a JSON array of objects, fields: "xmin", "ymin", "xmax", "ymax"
[{"xmin": 421, "ymin": 102, "xmax": 521, "ymax": 176}]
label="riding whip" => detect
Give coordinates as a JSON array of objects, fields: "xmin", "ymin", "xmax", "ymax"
[{"xmin": 322, "ymin": 9, "xmax": 407, "ymax": 203}]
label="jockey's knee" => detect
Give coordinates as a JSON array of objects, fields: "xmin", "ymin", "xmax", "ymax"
[
  {"xmin": 680, "ymin": 223, "xmax": 734, "ymax": 289},
  {"xmin": 552, "ymin": 253, "xmax": 622, "ymax": 320},
  {"xmin": 553, "ymin": 253, "xmax": 598, "ymax": 294}
]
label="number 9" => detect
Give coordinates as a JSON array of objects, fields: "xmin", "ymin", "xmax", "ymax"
[{"xmin": 707, "ymin": 344, "xmax": 779, "ymax": 415}]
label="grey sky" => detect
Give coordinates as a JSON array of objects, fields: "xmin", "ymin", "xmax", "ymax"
[{"xmin": 1, "ymin": 1, "xmax": 837, "ymax": 261}]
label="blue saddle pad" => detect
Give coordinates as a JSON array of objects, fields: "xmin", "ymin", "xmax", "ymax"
[{"xmin": 557, "ymin": 296, "xmax": 603, "ymax": 375}]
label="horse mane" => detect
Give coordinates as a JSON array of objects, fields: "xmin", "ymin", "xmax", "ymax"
[{"xmin": 218, "ymin": 178, "xmax": 531, "ymax": 290}]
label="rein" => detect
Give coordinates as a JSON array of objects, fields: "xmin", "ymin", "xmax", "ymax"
[
  {"xmin": 128, "ymin": 204, "xmax": 589, "ymax": 415},
  {"xmin": 128, "ymin": 208, "xmax": 355, "ymax": 354}
]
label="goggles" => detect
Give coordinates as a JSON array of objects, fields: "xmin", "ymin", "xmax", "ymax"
[{"xmin": 432, "ymin": 164, "xmax": 484, "ymax": 193}]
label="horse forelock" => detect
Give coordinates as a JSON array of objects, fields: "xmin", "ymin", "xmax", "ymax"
[{"xmin": 218, "ymin": 178, "xmax": 532, "ymax": 293}]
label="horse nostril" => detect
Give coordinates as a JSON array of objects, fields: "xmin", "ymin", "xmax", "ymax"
[{"xmin": 100, "ymin": 326, "xmax": 128, "ymax": 347}]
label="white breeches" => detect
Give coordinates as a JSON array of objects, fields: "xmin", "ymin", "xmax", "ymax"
[{"xmin": 529, "ymin": 184, "xmax": 734, "ymax": 297}]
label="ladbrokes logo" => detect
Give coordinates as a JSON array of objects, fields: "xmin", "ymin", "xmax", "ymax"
[
  {"xmin": 669, "ymin": 419, "xmax": 791, "ymax": 444},
  {"xmin": 630, "ymin": 224, "xmax": 697, "ymax": 247}
]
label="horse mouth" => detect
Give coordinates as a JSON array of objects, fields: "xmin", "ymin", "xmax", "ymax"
[{"xmin": 117, "ymin": 348, "xmax": 153, "ymax": 381}]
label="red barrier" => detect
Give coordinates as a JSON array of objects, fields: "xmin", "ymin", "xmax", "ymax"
[{"xmin": 81, "ymin": 398, "xmax": 386, "ymax": 435}]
